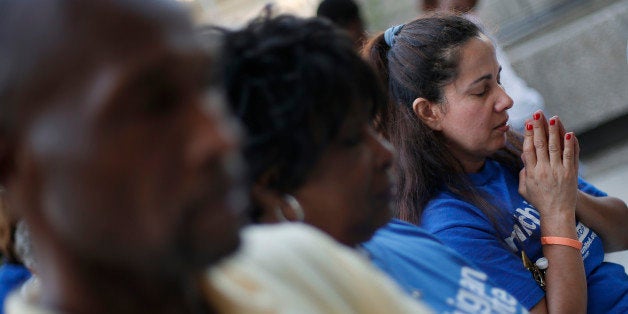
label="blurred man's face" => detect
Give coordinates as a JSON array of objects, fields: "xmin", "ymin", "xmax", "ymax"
[{"xmin": 15, "ymin": 6, "xmax": 246, "ymax": 275}]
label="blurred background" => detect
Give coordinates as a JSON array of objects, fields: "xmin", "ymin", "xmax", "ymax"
[{"xmin": 180, "ymin": 0, "xmax": 628, "ymax": 203}]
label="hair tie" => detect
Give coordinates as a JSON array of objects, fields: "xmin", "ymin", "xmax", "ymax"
[{"xmin": 384, "ymin": 24, "xmax": 404, "ymax": 47}]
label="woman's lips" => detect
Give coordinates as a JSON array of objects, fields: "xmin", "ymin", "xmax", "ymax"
[
  {"xmin": 495, "ymin": 123, "xmax": 510, "ymax": 132},
  {"xmin": 494, "ymin": 118, "xmax": 510, "ymax": 132}
]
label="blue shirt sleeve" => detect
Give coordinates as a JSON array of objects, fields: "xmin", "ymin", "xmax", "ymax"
[{"xmin": 577, "ymin": 177, "xmax": 607, "ymax": 197}]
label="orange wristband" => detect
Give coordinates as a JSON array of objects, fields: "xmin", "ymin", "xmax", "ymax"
[{"xmin": 541, "ymin": 236, "xmax": 582, "ymax": 250}]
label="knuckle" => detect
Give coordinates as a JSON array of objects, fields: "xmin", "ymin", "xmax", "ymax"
[
  {"xmin": 563, "ymin": 151, "xmax": 574, "ymax": 160},
  {"xmin": 548, "ymin": 143, "xmax": 561, "ymax": 153}
]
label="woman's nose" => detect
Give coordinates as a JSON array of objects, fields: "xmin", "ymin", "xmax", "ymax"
[{"xmin": 495, "ymin": 86, "xmax": 514, "ymax": 112}]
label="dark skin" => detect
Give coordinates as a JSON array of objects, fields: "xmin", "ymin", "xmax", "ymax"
[
  {"xmin": 253, "ymin": 112, "xmax": 394, "ymax": 247},
  {"xmin": 0, "ymin": 0, "xmax": 245, "ymax": 313}
]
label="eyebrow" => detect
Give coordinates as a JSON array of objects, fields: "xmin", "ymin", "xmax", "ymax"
[
  {"xmin": 470, "ymin": 74, "xmax": 491, "ymax": 86},
  {"xmin": 467, "ymin": 66, "xmax": 503, "ymax": 88}
]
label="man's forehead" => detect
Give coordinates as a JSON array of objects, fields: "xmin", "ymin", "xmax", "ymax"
[
  {"xmin": 0, "ymin": 0, "xmax": 199, "ymax": 130},
  {"xmin": 28, "ymin": 0, "xmax": 189, "ymax": 43},
  {"xmin": 2, "ymin": 0, "xmax": 194, "ymax": 71}
]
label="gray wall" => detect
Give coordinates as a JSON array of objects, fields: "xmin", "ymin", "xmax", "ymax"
[{"xmin": 504, "ymin": 0, "xmax": 628, "ymax": 132}]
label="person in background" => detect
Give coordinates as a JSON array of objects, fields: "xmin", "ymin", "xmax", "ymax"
[
  {"xmin": 220, "ymin": 12, "xmax": 392, "ymax": 247},
  {"xmin": 203, "ymin": 14, "xmax": 431, "ymax": 313},
  {"xmin": 363, "ymin": 14, "xmax": 628, "ymax": 313},
  {"xmin": 422, "ymin": 0, "xmax": 546, "ymax": 131},
  {"xmin": 419, "ymin": 0, "xmax": 438, "ymax": 12},
  {"xmin": 215, "ymin": 12, "xmax": 529, "ymax": 314},
  {"xmin": 317, "ymin": 0, "xmax": 366, "ymax": 49}
]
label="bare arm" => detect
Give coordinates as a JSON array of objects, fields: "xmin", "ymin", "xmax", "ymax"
[
  {"xmin": 520, "ymin": 112, "xmax": 587, "ymax": 314},
  {"xmin": 575, "ymin": 191, "xmax": 628, "ymax": 252}
]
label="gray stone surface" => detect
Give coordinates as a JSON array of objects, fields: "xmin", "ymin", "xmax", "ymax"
[
  {"xmin": 582, "ymin": 136, "xmax": 628, "ymax": 204},
  {"xmin": 478, "ymin": 0, "xmax": 567, "ymax": 30},
  {"xmin": 583, "ymin": 130, "xmax": 628, "ymax": 274},
  {"xmin": 505, "ymin": 0, "xmax": 628, "ymax": 133},
  {"xmin": 361, "ymin": 0, "xmax": 417, "ymax": 32}
]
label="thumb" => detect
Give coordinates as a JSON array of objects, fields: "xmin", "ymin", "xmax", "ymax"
[{"xmin": 518, "ymin": 168, "xmax": 527, "ymax": 196}]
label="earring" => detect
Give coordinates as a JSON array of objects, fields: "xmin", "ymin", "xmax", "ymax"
[{"xmin": 274, "ymin": 194, "xmax": 305, "ymax": 222}]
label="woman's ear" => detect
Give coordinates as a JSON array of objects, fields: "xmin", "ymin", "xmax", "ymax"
[{"xmin": 412, "ymin": 97, "xmax": 444, "ymax": 130}]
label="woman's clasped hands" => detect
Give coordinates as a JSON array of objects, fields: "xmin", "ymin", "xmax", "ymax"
[{"xmin": 518, "ymin": 110, "xmax": 579, "ymax": 224}]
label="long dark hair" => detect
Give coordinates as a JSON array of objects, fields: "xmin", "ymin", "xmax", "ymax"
[{"xmin": 363, "ymin": 14, "xmax": 523, "ymax": 228}]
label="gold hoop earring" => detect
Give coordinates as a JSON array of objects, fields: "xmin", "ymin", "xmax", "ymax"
[{"xmin": 274, "ymin": 194, "xmax": 305, "ymax": 222}]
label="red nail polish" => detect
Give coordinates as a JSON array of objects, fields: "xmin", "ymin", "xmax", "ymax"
[
  {"xmin": 533, "ymin": 113, "xmax": 541, "ymax": 120},
  {"xmin": 549, "ymin": 118, "xmax": 556, "ymax": 126},
  {"xmin": 566, "ymin": 133, "xmax": 572, "ymax": 140},
  {"xmin": 526, "ymin": 123, "xmax": 533, "ymax": 131}
]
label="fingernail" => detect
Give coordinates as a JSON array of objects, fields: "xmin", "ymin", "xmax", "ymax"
[
  {"xmin": 533, "ymin": 113, "xmax": 541, "ymax": 120},
  {"xmin": 526, "ymin": 123, "xmax": 533, "ymax": 131},
  {"xmin": 549, "ymin": 118, "xmax": 556, "ymax": 126},
  {"xmin": 566, "ymin": 133, "xmax": 572, "ymax": 140}
]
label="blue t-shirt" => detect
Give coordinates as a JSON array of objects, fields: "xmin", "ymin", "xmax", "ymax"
[
  {"xmin": 0, "ymin": 262, "xmax": 30, "ymax": 314},
  {"xmin": 421, "ymin": 159, "xmax": 628, "ymax": 313},
  {"xmin": 363, "ymin": 219, "xmax": 529, "ymax": 314}
]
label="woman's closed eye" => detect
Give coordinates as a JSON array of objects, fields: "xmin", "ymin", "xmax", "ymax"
[{"xmin": 472, "ymin": 86, "xmax": 489, "ymax": 97}]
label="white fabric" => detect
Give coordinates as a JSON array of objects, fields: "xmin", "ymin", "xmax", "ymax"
[
  {"xmin": 207, "ymin": 223, "xmax": 432, "ymax": 314},
  {"xmin": 5, "ymin": 278, "xmax": 50, "ymax": 314}
]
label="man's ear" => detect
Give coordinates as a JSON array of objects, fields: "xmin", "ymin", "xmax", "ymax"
[{"xmin": 412, "ymin": 97, "xmax": 444, "ymax": 131}]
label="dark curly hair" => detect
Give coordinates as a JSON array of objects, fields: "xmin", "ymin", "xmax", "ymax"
[
  {"xmin": 214, "ymin": 14, "xmax": 386, "ymax": 220},
  {"xmin": 316, "ymin": 0, "xmax": 361, "ymax": 28}
]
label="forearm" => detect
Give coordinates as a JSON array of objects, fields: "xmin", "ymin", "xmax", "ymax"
[
  {"xmin": 536, "ymin": 212, "xmax": 587, "ymax": 314},
  {"xmin": 542, "ymin": 245, "xmax": 587, "ymax": 314},
  {"xmin": 576, "ymin": 191, "xmax": 628, "ymax": 252}
]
